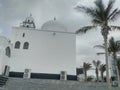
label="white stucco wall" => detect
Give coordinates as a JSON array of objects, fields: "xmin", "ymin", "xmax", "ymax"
[
  {"xmin": 0, "ymin": 37, "xmax": 11, "ymax": 74},
  {"xmin": 10, "ymin": 27, "xmax": 76, "ymax": 75}
]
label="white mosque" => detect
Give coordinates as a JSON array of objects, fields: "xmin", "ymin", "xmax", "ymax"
[{"xmin": 0, "ymin": 15, "xmax": 77, "ymax": 79}]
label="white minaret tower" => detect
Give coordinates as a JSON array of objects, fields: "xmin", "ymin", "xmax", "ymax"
[{"xmin": 20, "ymin": 14, "xmax": 36, "ymax": 28}]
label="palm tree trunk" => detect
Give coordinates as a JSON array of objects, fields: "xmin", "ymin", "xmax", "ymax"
[
  {"xmin": 102, "ymin": 33, "xmax": 111, "ymax": 90},
  {"xmin": 84, "ymin": 70, "xmax": 87, "ymax": 81},
  {"xmin": 101, "ymin": 71, "xmax": 104, "ymax": 82},
  {"xmin": 101, "ymin": 24, "xmax": 111, "ymax": 90},
  {"xmin": 118, "ymin": 61, "xmax": 120, "ymax": 80},
  {"xmin": 96, "ymin": 68, "xmax": 99, "ymax": 82},
  {"xmin": 113, "ymin": 52, "xmax": 120, "ymax": 87},
  {"xmin": 119, "ymin": 69, "xmax": 120, "ymax": 77}
]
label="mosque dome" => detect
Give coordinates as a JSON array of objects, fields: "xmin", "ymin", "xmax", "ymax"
[{"xmin": 41, "ymin": 19, "xmax": 67, "ymax": 32}]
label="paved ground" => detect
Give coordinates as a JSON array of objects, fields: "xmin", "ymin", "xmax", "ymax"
[{"xmin": 0, "ymin": 78, "xmax": 119, "ymax": 90}]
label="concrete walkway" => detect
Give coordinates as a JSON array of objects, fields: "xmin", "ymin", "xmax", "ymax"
[{"xmin": 0, "ymin": 78, "xmax": 119, "ymax": 90}]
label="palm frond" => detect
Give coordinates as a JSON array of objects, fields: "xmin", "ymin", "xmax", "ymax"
[
  {"xmin": 75, "ymin": 5, "xmax": 103, "ymax": 22},
  {"xmin": 108, "ymin": 37, "xmax": 120, "ymax": 52},
  {"xmin": 96, "ymin": 52, "xmax": 105, "ymax": 55},
  {"xmin": 93, "ymin": 60, "xmax": 101, "ymax": 67},
  {"xmin": 92, "ymin": 19, "xmax": 103, "ymax": 25},
  {"xmin": 108, "ymin": 9, "xmax": 118, "ymax": 19},
  {"xmin": 75, "ymin": 6, "xmax": 96, "ymax": 18},
  {"xmin": 105, "ymin": 0, "xmax": 115, "ymax": 19},
  {"xmin": 108, "ymin": 37, "xmax": 115, "ymax": 52},
  {"xmin": 76, "ymin": 26, "xmax": 96, "ymax": 34},
  {"xmin": 97, "ymin": 60, "xmax": 101, "ymax": 66},
  {"xmin": 94, "ymin": 44, "xmax": 105, "ymax": 49},
  {"xmin": 99, "ymin": 64, "xmax": 106, "ymax": 72},
  {"xmin": 83, "ymin": 62, "xmax": 92, "ymax": 71},
  {"xmin": 110, "ymin": 26, "xmax": 120, "ymax": 30},
  {"xmin": 95, "ymin": 0, "xmax": 105, "ymax": 11},
  {"xmin": 75, "ymin": 0, "xmax": 120, "ymax": 27},
  {"xmin": 94, "ymin": 0, "xmax": 106, "ymax": 21},
  {"xmin": 109, "ymin": 9, "xmax": 120, "ymax": 21}
]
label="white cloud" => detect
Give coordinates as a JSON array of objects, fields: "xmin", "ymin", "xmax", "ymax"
[{"xmin": 0, "ymin": 28, "xmax": 3, "ymax": 34}]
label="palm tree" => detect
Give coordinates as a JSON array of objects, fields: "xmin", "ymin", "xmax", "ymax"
[
  {"xmin": 92, "ymin": 60, "xmax": 101, "ymax": 82},
  {"xmin": 83, "ymin": 62, "xmax": 92, "ymax": 81},
  {"xmin": 75, "ymin": 0, "xmax": 120, "ymax": 89},
  {"xmin": 99, "ymin": 64, "xmax": 106, "ymax": 82},
  {"xmin": 108, "ymin": 37, "xmax": 120, "ymax": 86},
  {"xmin": 94, "ymin": 37, "xmax": 120, "ymax": 86}
]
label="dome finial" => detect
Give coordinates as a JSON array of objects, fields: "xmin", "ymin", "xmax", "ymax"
[{"xmin": 54, "ymin": 17, "xmax": 56, "ymax": 21}]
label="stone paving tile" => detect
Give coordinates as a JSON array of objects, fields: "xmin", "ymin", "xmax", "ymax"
[{"xmin": 2, "ymin": 78, "xmax": 120, "ymax": 90}]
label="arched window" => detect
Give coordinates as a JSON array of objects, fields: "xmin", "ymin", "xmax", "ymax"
[
  {"xmin": 23, "ymin": 33, "xmax": 25, "ymax": 37},
  {"xmin": 23, "ymin": 42, "xmax": 29, "ymax": 49},
  {"xmin": 14, "ymin": 41, "xmax": 20, "ymax": 49},
  {"xmin": 5, "ymin": 47, "xmax": 11, "ymax": 57}
]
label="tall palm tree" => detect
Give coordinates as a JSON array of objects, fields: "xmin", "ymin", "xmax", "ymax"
[
  {"xmin": 83, "ymin": 62, "xmax": 92, "ymax": 81},
  {"xmin": 92, "ymin": 60, "xmax": 101, "ymax": 82},
  {"xmin": 108, "ymin": 37, "xmax": 120, "ymax": 86},
  {"xmin": 99, "ymin": 64, "xmax": 106, "ymax": 82},
  {"xmin": 75, "ymin": 0, "xmax": 120, "ymax": 89}
]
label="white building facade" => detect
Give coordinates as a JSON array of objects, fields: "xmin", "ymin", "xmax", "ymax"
[
  {"xmin": 0, "ymin": 37, "xmax": 12, "ymax": 75},
  {"xmin": 0, "ymin": 16, "xmax": 76, "ymax": 75}
]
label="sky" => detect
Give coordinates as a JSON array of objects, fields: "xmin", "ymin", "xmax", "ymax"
[{"xmin": 1, "ymin": 0, "xmax": 120, "ymax": 75}]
